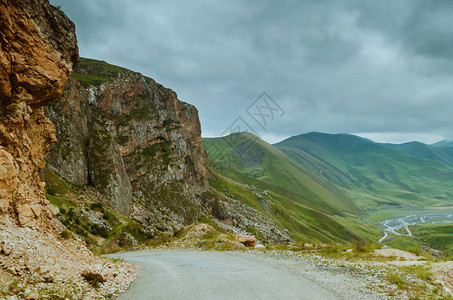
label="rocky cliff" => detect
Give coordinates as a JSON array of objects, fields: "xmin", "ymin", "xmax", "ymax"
[
  {"xmin": 0, "ymin": 1, "xmax": 134, "ymax": 297},
  {"xmin": 44, "ymin": 59, "xmax": 292, "ymax": 245},
  {"xmin": 0, "ymin": 0, "xmax": 77, "ymax": 227},
  {"xmin": 45, "ymin": 58, "xmax": 210, "ymax": 231}
]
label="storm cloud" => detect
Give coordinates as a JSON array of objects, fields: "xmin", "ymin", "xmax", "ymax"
[{"xmin": 50, "ymin": 0, "xmax": 453, "ymax": 144}]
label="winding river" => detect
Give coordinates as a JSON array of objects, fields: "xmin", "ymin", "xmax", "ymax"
[{"xmin": 379, "ymin": 213, "xmax": 453, "ymax": 243}]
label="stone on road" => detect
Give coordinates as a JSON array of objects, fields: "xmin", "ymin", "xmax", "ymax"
[{"xmin": 109, "ymin": 250, "xmax": 348, "ymax": 300}]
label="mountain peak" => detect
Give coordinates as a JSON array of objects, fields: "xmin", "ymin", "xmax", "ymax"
[{"xmin": 432, "ymin": 140, "xmax": 453, "ymax": 148}]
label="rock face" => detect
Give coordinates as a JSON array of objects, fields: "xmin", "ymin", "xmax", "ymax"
[
  {"xmin": 235, "ymin": 234, "xmax": 257, "ymax": 247},
  {"xmin": 0, "ymin": 0, "xmax": 78, "ymax": 105},
  {"xmin": 0, "ymin": 0, "xmax": 77, "ymax": 227},
  {"xmin": 45, "ymin": 58, "xmax": 210, "ymax": 229},
  {"xmin": 0, "ymin": 1, "xmax": 135, "ymax": 297}
]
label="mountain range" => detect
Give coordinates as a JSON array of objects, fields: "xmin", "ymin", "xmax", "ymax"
[{"xmin": 204, "ymin": 132, "xmax": 453, "ymax": 243}]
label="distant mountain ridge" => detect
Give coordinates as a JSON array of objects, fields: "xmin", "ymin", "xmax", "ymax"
[
  {"xmin": 431, "ymin": 140, "xmax": 453, "ymax": 149},
  {"xmin": 275, "ymin": 133, "xmax": 453, "ymax": 209},
  {"xmin": 380, "ymin": 141, "xmax": 453, "ymax": 168},
  {"xmin": 204, "ymin": 131, "xmax": 453, "ymax": 243}
]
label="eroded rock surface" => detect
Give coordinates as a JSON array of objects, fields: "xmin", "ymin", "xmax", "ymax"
[
  {"xmin": 0, "ymin": 0, "xmax": 77, "ymax": 227},
  {"xmin": 45, "ymin": 58, "xmax": 210, "ymax": 229},
  {"xmin": 0, "ymin": 1, "xmax": 135, "ymax": 297},
  {"xmin": 45, "ymin": 59, "xmax": 292, "ymax": 244}
]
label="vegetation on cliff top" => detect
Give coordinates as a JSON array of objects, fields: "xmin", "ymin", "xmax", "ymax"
[{"xmin": 70, "ymin": 57, "xmax": 129, "ymax": 87}]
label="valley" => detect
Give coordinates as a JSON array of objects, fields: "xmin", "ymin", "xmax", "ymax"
[{"xmin": 204, "ymin": 132, "xmax": 453, "ymax": 256}]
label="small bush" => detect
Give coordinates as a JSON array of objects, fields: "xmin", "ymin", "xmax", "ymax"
[
  {"xmin": 102, "ymin": 210, "xmax": 116, "ymax": 223},
  {"xmin": 82, "ymin": 271, "xmax": 105, "ymax": 288},
  {"xmin": 60, "ymin": 230, "xmax": 73, "ymax": 240},
  {"xmin": 68, "ymin": 208, "xmax": 76, "ymax": 219},
  {"xmin": 90, "ymin": 224, "xmax": 109, "ymax": 238},
  {"xmin": 90, "ymin": 202, "xmax": 104, "ymax": 211},
  {"xmin": 350, "ymin": 239, "xmax": 379, "ymax": 253},
  {"xmin": 47, "ymin": 188, "xmax": 56, "ymax": 196}
]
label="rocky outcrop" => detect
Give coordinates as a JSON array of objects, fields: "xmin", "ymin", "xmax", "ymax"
[
  {"xmin": 0, "ymin": 1, "xmax": 135, "ymax": 297},
  {"xmin": 45, "ymin": 58, "xmax": 210, "ymax": 229},
  {"xmin": 0, "ymin": 0, "xmax": 77, "ymax": 228},
  {"xmin": 235, "ymin": 234, "xmax": 257, "ymax": 247},
  {"xmin": 202, "ymin": 189, "xmax": 293, "ymax": 244}
]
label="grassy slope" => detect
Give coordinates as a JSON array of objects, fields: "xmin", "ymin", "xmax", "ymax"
[
  {"xmin": 70, "ymin": 57, "xmax": 129, "ymax": 87},
  {"xmin": 204, "ymin": 131, "xmax": 453, "ymax": 248},
  {"xmin": 204, "ymin": 133, "xmax": 381, "ymax": 243},
  {"xmin": 203, "ymin": 132, "xmax": 357, "ymax": 216},
  {"xmin": 381, "ymin": 141, "xmax": 453, "ymax": 169},
  {"xmin": 210, "ymin": 171, "xmax": 379, "ymax": 243},
  {"xmin": 411, "ymin": 223, "xmax": 453, "ymax": 257},
  {"xmin": 274, "ymin": 132, "xmax": 453, "ymax": 220},
  {"xmin": 383, "ymin": 223, "xmax": 453, "ymax": 258}
]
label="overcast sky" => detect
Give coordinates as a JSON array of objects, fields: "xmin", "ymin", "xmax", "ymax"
[{"xmin": 50, "ymin": 0, "xmax": 453, "ymax": 144}]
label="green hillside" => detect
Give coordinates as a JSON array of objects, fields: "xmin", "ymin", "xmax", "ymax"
[
  {"xmin": 275, "ymin": 133, "xmax": 453, "ymax": 219},
  {"xmin": 381, "ymin": 141, "xmax": 453, "ymax": 168},
  {"xmin": 204, "ymin": 131, "xmax": 453, "ymax": 246},
  {"xmin": 203, "ymin": 133, "xmax": 382, "ymax": 244},
  {"xmin": 209, "ymin": 170, "xmax": 379, "ymax": 244},
  {"xmin": 203, "ymin": 132, "xmax": 357, "ymax": 216},
  {"xmin": 432, "ymin": 140, "xmax": 453, "ymax": 148}
]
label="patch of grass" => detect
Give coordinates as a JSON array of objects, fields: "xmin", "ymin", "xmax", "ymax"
[
  {"xmin": 198, "ymin": 215, "xmax": 227, "ymax": 234},
  {"xmin": 410, "ymin": 223, "xmax": 453, "ymax": 258},
  {"xmin": 384, "ymin": 235, "xmax": 435, "ymax": 260},
  {"xmin": 402, "ymin": 265, "xmax": 432, "ymax": 282},
  {"xmin": 46, "ymin": 194, "xmax": 76, "ymax": 210},
  {"xmin": 387, "ymin": 271, "xmax": 407, "ymax": 290},
  {"xmin": 42, "ymin": 166, "xmax": 78, "ymax": 196},
  {"xmin": 381, "ymin": 265, "xmax": 448, "ymax": 299},
  {"xmin": 349, "ymin": 239, "xmax": 380, "ymax": 253},
  {"xmin": 71, "ymin": 57, "xmax": 129, "ymax": 87}
]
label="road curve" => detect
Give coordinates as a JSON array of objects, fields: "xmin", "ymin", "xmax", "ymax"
[{"xmin": 108, "ymin": 250, "xmax": 361, "ymax": 300}]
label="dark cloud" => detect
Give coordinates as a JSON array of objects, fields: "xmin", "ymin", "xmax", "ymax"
[{"xmin": 51, "ymin": 0, "xmax": 453, "ymax": 143}]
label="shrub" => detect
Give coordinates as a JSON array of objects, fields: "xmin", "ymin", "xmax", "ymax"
[
  {"xmin": 350, "ymin": 239, "xmax": 379, "ymax": 253},
  {"xmin": 82, "ymin": 271, "xmax": 105, "ymax": 288},
  {"xmin": 90, "ymin": 202, "xmax": 104, "ymax": 211},
  {"xmin": 47, "ymin": 188, "xmax": 56, "ymax": 196},
  {"xmin": 90, "ymin": 224, "xmax": 109, "ymax": 238},
  {"xmin": 60, "ymin": 230, "xmax": 73, "ymax": 240},
  {"xmin": 102, "ymin": 211, "xmax": 116, "ymax": 223}
]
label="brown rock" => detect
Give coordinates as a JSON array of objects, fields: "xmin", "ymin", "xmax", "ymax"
[
  {"xmin": 235, "ymin": 234, "xmax": 257, "ymax": 247},
  {"xmin": 0, "ymin": 1, "xmax": 135, "ymax": 298},
  {"xmin": 0, "ymin": 0, "xmax": 77, "ymax": 227},
  {"xmin": 45, "ymin": 60, "xmax": 210, "ymax": 223},
  {"xmin": 0, "ymin": 0, "xmax": 78, "ymax": 105},
  {"xmin": 1, "ymin": 242, "xmax": 12, "ymax": 256},
  {"xmin": 26, "ymin": 292, "xmax": 40, "ymax": 300}
]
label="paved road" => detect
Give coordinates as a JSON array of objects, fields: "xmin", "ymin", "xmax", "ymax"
[{"xmin": 109, "ymin": 250, "xmax": 343, "ymax": 300}]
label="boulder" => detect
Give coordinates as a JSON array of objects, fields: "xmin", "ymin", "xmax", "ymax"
[{"xmin": 235, "ymin": 234, "xmax": 256, "ymax": 247}]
